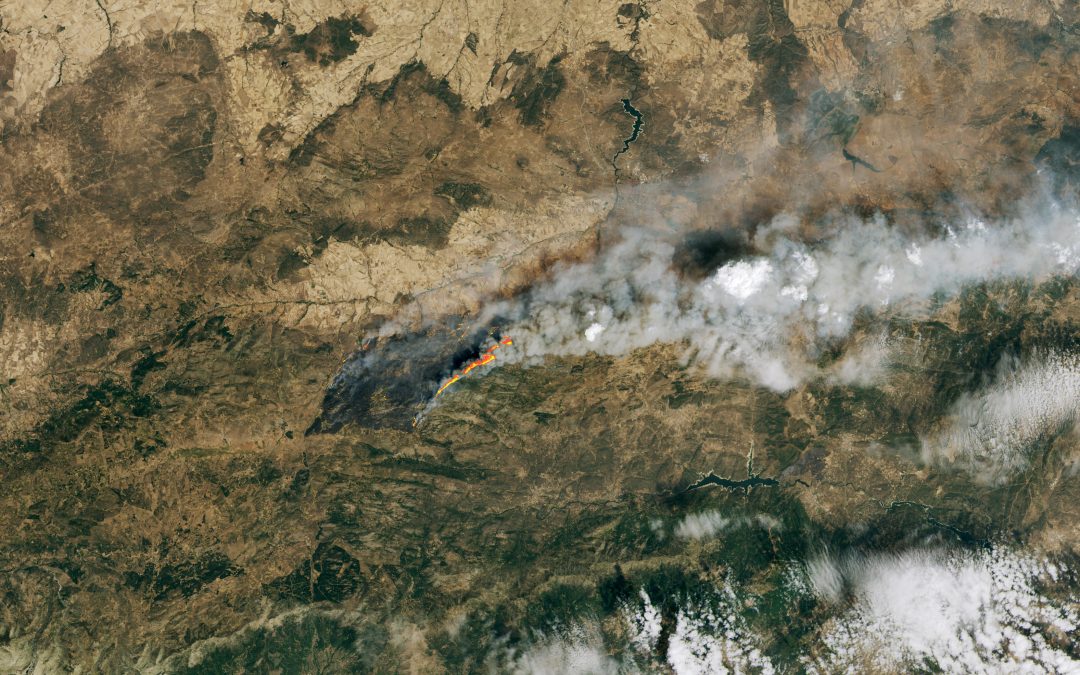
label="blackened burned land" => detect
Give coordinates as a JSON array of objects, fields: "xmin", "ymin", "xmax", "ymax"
[
  {"xmin": 507, "ymin": 52, "xmax": 566, "ymax": 128},
  {"xmin": 307, "ymin": 321, "xmax": 501, "ymax": 433},
  {"xmin": 672, "ymin": 229, "xmax": 752, "ymax": 280}
]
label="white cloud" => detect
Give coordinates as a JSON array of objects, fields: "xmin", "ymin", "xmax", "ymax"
[
  {"xmin": 666, "ymin": 603, "xmax": 776, "ymax": 675},
  {"xmin": 624, "ymin": 586, "xmax": 776, "ymax": 675},
  {"xmin": 510, "ymin": 640, "xmax": 621, "ymax": 675},
  {"xmin": 673, "ymin": 510, "xmax": 782, "ymax": 540},
  {"xmin": 906, "ymin": 243, "xmax": 923, "ymax": 266},
  {"xmin": 805, "ymin": 554, "xmax": 845, "ymax": 604},
  {"xmin": 584, "ymin": 322, "xmax": 605, "ymax": 342},
  {"xmin": 505, "ymin": 624, "xmax": 625, "ymax": 675},
  {"xmin": 925, "ymin": 350, "xmax": 1080, "ymax": 481},
  {"xmin": 625, "ymin": 589, "xmax": 662, "ymax": 655},
  {"xmin": 710, "ymin": 259, "xmax": 774, "ymax": 301},
  {"xmin": 455, "ymin": 545, "xmax": 1076, "ymax": 675},
  {"xmin": 874, "ymin": 264, "xmax": 895, "ymax": 289},
  {"xmin": 674, "ymin": 511, "xmax": 732, "ymax": 540},
  {"xmin": 806, "ymin": 547, "xmax": 1079, "ymax": 674}
]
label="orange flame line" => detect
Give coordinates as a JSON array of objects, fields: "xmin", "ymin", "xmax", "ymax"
[{"xmin": 434, "ymin": 336, "xmax": 513, "ymax": 398}]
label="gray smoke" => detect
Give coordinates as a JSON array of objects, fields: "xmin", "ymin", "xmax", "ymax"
[{"xmin": 482, "ymin": 201, "xmax": 1080, "ymax": 392}]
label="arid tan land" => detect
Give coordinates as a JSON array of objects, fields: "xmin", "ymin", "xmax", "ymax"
[{"xmin": 1, "ymin": 0, "xmax": 1079, "ymax": 671}]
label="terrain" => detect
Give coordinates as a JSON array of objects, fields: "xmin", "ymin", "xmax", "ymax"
[{"xmin": 1, "ymin": 0, "xmax": 1079, "ymax": 672}]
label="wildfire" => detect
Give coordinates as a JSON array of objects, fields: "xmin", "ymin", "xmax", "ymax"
[{"xmin": 435, "ymin": 335, "xmax": 513, "ymax": 397}]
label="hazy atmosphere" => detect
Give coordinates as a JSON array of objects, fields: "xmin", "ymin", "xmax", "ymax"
[{"xmin": 1, "ymin": 0, "xmax": 1078, "ymax": 672}]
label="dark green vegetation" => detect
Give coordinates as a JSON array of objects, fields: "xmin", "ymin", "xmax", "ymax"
[
  {"xmin": 695, "ymin": 0, "xmax": 808, "ymax": 130},
  {"xmin": 68, "ymin": 263, "xmax": 123, "ymax": 309},
  {"xmin": 126, "ymin": 550, "xmax": 243, "ymax": 601},
  {"xmin": 0, "ymin": 378, "xmax": 158, "ymax": 478},
  {"xmin": 507, "ymin": 52, "xmax": 567, "ymax": 129},
  {"xmin": 251, "ymin": 275, "xmax": 1075, "ymax": 669},
  {"xmin": 3, "ymin": 0, "xmax": 1080, "ymax": 671},
  {"xmin": 33, "ymin": 31, "xmax": 222, "ymax": 230},
  {"xmin": 247, "ymin": 12, "xmax": 373, "ymax": 67},
  {"xmin": 1037, "ymin": 125, "xmax": 1080, "ymax": 196},
  {"xmin": 269, "ymin": 542, "xmax": 364, "ymax": 603},
  {"xmin": 435, "ymin": 182, "xmax": 493, "ymax": 211},
  {"xmin": 174, "ymin": 611, "xmax": 388, "ymax": 674}
]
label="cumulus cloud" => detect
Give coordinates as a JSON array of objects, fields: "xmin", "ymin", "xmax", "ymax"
[
  {"xmin": 624, "ymin": 586, "xmax": 776, "ymax": 675},
  {"xmin": 804, "ymin": 546, "xmax": 1079, "ymax": 673},
  {"xmin": 804, "ymin": 553, "xmax": 845, "ymax": 604},
  {"xmin": 509, "ymin": 588, "xmax": 777, "ymax": 675},
  {"xmin": 925, "ymin": 350, "xmax": 1080, "ymax": 481},
  {"xmin": 673, "ymin": 510, "xmax": 781, "ymax": 540},
  {"xmin": 480, "ymin": 204, "xmax": 1080, "ymax": 393},
  {"xmin": 502, "ymin": 544, "xmax": 1076, "ymax": 674},
  {"xmin": 504, "ymin": 625, "xmax": 625, "ymax": 675},
  {"xmin": 509, "ymin": 642, "xmax": 621, "ymax": 674}
]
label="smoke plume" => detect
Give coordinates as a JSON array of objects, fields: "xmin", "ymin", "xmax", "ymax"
[{"xmin": 483, "ymin": 201, "xmax": 1080, "ymax": 393}]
